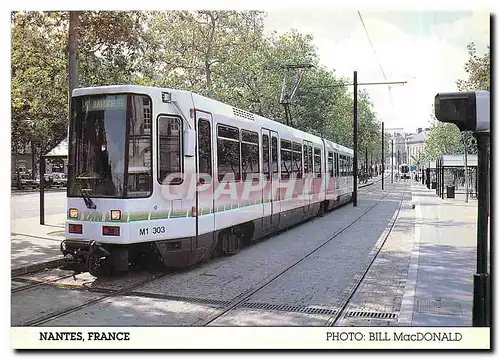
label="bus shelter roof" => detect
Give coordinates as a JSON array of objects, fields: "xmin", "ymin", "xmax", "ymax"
[{"xmin": 439, "ymin": 154, "xmax": 477, "ymax": 167}]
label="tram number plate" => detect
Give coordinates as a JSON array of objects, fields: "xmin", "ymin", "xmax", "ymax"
[{"xmin": 139, "ymin": 226, "xmax": 166, "ymax": 236}]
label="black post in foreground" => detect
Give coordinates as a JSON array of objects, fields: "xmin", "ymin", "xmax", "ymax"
[
  {"xmin": 381, "ymin": 122, "xmax": 384, "ymax": 190},
  {"xmin": 39, "ymin": 157, "xmax": 46, "ymax": 225},
  {"xmin": 472, "ymin": 131, "xmax": 490, "ymax": 327},
  {"xmin": 353, "ymin": 71, "xmax": 358, "ymax": 207},
  {"xmin": 365, "ymin": 147, "xmax": 368, "ymax": 177},
  {"xmin": 391, "ymin": 139, "xmax": 394, "ymax": 183},
  {"xmin": 370, "ymin": 153, "xmax": 373, "ymax": 177},
  {"xmin": 426, "ymin": 167, "xmax": 430, "ymax": 189}
]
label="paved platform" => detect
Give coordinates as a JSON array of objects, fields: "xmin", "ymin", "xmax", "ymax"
[
  {"xmin": 400, "ymin": 181, "xmax": 482, "ymax": 326},
  {"xmin": 11, "ymin": 213, "xmax": 65, "ymax": 274}
]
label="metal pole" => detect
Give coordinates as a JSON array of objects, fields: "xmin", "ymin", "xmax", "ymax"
[
  {"xmin": 381, "ymin": 122, "xmax": 384, "ymax": 190},
  {"xmin": 370, "ymin": 153, "xmax": 373, "ymax": 177},
  {"xmin": 441, "ymin": 159, "xmax": 445, "ymax": 199},
  {"xmin": 391, "ymin": 139, "xmax": 394, "ymax": 183},
  {"xmin": 365, "ymin": 147, "xmax": 368, "ymax": 177},
  {"xmin": 472, "ymin": 132, "xmax": 490, "ymax": 326},
  {"xmin": 465, "ymin": 145, "xmax": 469, "ymax": 203},
  {"xmin": 353, "ymin": 71, "xmax": 358, "ymax": 207},
  {"xmin": 39, "ymin": 157, "xmax": 45, "ymax": 225}
]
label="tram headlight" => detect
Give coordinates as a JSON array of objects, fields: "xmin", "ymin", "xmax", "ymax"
[
  {"xmin": 110, "ymin": 210, "xmax": 121, "ymax": 220},
  {"xmin": 69, "ymin": 208, "xmax": 79, "ymax": 218}
]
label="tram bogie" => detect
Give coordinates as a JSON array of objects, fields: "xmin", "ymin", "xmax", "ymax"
[{"xmin": 61, "ymin": 85, "xmax": 354, "ymax": 277}]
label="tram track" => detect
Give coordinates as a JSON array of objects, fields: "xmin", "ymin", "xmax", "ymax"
[
  {"xmin": 14, "ymin": 179, "xmax": 393, "ymax": 327},
  {"xmin": 12, "ymin": 273, "xmax": 76, "ymax": 294},
  {"xmin": 325, "ymin": 182, "xmax": 408, "ymax": 326},
  {"xmin": 198, "ymin": 186, "xmax": 396, "ymax": 326},
  {"xmin": 20, "ymin": 270, "xmax": 171, "ymax": 327}
]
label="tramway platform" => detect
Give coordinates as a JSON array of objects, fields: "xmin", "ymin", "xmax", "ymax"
[{"xmin": 399, "ymin": 181, "xmax": 481, "ymax": 326}]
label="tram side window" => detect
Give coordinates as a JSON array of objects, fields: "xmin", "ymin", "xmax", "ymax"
[
  {"xmin": 292, "ymin": 142, "xmax": 302, "ymax": 179},
  {"xmin": 198, "ymin": 119, "xmax": 212, "ymax": 183},
  {"xmin": 339, "ymin": 155, "xmax": 344, "ymax": 177},
  {"xmin": 314, "ymin": 147, "xmax": 322, "ymax": 177},
  {"xmin": 281, "ymin": 139, "xmax": 292, "ymax": 180},
  {"xmin": 158, "ymin": 116, "xmax": 182, "ymax": 185},
  {"xmin": 303, "ymin": 145, "xmax": 309, "ymax": 174},
  {"xmin": 271, "ymin": 136, "xmax": 279, "ymax": 176},
  {"xmin": 262, "ymin": 134, "xmax": 270, "ymax": 179},
  {"xmin": 335, "ymin": 153, "xmax": 339, "ymax": 177},
  {"xmin": 217, "ymin": 124, "xmax": 241, "ymax": 182},
  {"xmin": 328, "ymin": 151, "xmax": 334, "ymax": 177},
  {"xmin": 241, "ymin": 130, "xmax": 260, "ymax": 181},
  {"xmin": 307, "ymin": 145, "xmax": 313, "ymax": 175}
]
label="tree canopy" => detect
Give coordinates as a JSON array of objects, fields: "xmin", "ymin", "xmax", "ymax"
[
  {"xmin": 424, "ymin": 41, "xmax": 490, "ymax": 162},
  {"xmin": 11, "ymin": 10, "xmax": 387, "ymax": 173}
]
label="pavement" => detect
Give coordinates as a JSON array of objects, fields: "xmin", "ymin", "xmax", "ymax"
[
  {"xmin": 399, "ymin": 181, "xmax": 482, "ymax": 326},
  {"xmin": 11, "ymin": 213, "xmax": 65, "ymax": 276}
]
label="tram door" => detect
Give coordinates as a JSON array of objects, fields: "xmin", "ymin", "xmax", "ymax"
[
  {"xmin": 262, "ymin": 129, "xmax": 280, "ymax": 228},
  {"xmin": 196, "ymin": 111, "xmax": 215, "ymax": 242}
]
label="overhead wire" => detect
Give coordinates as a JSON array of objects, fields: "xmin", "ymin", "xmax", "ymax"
[{"xmin": 357, "ymin": 11, "xmax": 394, "ymax": 108}]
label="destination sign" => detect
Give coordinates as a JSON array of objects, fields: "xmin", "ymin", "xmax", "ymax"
[{"xmin": 85, "ymin": 96, "xmax": 126, "ymax": 111}]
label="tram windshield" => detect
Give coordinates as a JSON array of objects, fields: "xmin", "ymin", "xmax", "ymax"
[{"xmin": 68, "ymin": 93, "xmax": 153, "ymax": 198}]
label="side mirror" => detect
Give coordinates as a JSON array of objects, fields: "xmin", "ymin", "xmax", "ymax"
[{"xmin": 184, "ymin": 128, "xmax": 195, "ymax": 157}]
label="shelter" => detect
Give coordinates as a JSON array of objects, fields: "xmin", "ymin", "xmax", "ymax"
[{"xmin": 435, "ymin": 154, "xmax": 477, "ymax": 199}]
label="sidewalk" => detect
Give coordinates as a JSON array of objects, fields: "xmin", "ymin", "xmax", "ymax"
[
  {"xmin": 11, "ymin": 213, "xmax": 66, "ymax": 275},
  {"xmin": 400, "ymin": 181, "xmax": 480, "ymax": 326}
]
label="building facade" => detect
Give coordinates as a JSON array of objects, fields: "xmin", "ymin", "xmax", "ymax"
[{"xmin": 405, "ymin": 128, "xmax": 428, "ymax": 169}]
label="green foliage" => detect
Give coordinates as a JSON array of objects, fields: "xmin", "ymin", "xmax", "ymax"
[
  {"xmin": 456, "ymin": 43, "xmax": 490, "ymax": 91},
  {"xmin": 11, "ymin": 10, "xmax": 144, "ymax": 175},
  {"xmin": 424, "ymin": 117, "xmax": 462, "ymax": 161},
  {"xmin": 12, "ymin": 10, "xmax": 385, "ymax": 174},
  {"xmin": 425, "ymin": 42, "xmax": 488, "ymax": 161}
]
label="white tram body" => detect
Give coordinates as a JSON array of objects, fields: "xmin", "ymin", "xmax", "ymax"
[
  {"xmin": 62, "ymin": 85, "xmax": 354, "ymax": 275},
  {"xmin": 399, "ymin": 164, "xmax": 410, "ymax": 179}
]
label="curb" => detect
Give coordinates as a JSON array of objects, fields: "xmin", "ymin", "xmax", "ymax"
[{"xmin": 11, "ymin": 258, "xmax": 64, "ymax": 278}]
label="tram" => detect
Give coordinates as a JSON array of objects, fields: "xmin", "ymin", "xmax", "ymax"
[
  {"xmin": 61, "ymin": 85, "xmax": 354, "ymax": 276},
  {"xmin": 399, "ymin": 164, "xmax": 410, "ymax": 179}
]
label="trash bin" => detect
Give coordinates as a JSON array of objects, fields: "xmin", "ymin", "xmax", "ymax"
[
  {"xmin": 431, "ymin": 181, "xmax": 437, "ymax": 189},
  {"xmin": 446, "ymin": 185, "xmax": 455, "ymax": 199}
]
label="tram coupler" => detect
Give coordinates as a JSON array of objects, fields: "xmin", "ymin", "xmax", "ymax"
[{"xmin": 60, "ymin": 239, "xmax": 110, "ymax": 277}]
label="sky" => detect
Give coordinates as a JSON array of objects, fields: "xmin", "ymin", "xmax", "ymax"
[{"xmin": 263, "ymin": 10, "xmax": 490, "ymax": 133}]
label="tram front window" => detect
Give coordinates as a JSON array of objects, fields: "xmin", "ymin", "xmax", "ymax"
[{"xmin": 68, "ymin": 94, "xmax": 153, "ymax": 198}]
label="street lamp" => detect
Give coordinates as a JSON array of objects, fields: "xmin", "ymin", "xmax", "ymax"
[
  {"xmin": 381, "ymin": 122, "xmax": 384, "ymax": 190},
  {"xmin": 434, "ymin": 90, "xmax": 490, "ymax": 327}
]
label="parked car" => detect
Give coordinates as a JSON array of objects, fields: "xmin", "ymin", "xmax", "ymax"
[
  {"xmin": 12, "ymin": 173, "xmax": 38, "ymax": 190},
  {"xmin": 51, "ymin": 173, "xmax": 67, "ymax": 187}
]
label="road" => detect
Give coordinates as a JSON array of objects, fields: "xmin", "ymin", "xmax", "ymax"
[{"xmin": 11, "ymin": 190, "xmax": 67, "ymax": 219}]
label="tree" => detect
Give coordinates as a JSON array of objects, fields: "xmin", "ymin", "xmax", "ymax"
[
  {"xmin": 423, "ymin": 117, "xmax": 462, "ymax": 161},
  {"xmin": 11, "ymin": 11, "xmax": 144, "ymax": 176},
  {"xmin": 424, "ymin": 42, "xmax": 489, "ymax": 161},
  {"xmin": 456, "ymin": 42, "xmax": 490, "ymax": 92},
  {"xmin": 455, "ymin": 42, "xmax": 489, "ymax": 154}
]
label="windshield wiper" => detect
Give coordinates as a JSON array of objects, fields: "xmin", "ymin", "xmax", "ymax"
[{"xmin": 74, "ymin": 177, "xmax": 97, "ymax": 209}]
